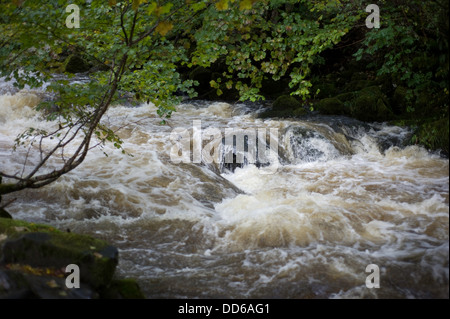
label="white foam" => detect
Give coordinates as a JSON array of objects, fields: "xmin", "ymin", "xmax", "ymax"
[{"xmin": 1, "ymin": 95, "xmax": 448, "ymax": 298}]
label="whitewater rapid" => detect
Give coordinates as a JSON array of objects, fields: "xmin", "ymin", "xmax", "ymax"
[{"xmin": 0, "ymin": 81, "xmax": 448, "ymax": 298}]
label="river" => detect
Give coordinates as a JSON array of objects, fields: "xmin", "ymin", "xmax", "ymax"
[{"xmin": 0, "ymin": 78, "xmax": 448, "ymax": 298}]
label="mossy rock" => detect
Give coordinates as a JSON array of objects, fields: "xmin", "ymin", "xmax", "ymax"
[
  {"xmin": 351, "ymin": 86, "xmax": 394, "ymax": 122},
  {"xmin": 0, "ymin": 219, "xmax": 118, "ymax": 289},
  {"xmin": 258, "ymin": 95, "xmax": 302, "ymax": 118},
  {"xmin": 272, "ymin": 95, "xmax": 301, "ymax": 111},
  {"xmin": 335, "ymin": 92, "xmax": 356, "ymax": 103},
  {"xmin": 292, "ymin": 107, "xmax": 308, "ymax": 117},
  {"xmin": 64, "ymin": 54, "xmax": 91, "ymax": 74},
  {"xmin": 315, "ymin": 97, "xmax": 351, "ymax": 116}
]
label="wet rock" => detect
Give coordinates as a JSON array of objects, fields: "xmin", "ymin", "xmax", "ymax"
[
  {"xmin": 292, "ymin": 107, "xmax": 308, "ymax": 117},
  {"xmin": 1, "ymin": 231, "xmax": 117, "ymax": 290},
  {"xmin": 258, "ymin": 95, "xmax": 304, "ymax": 118},
  {"xmin": 0, "ymin": 269, "xmax": 97, "ymax": 299},
  {"xmin": 335, "ymin": 92, "xmax": 355, "ymax": 103},
  {"xmin": 0, "ymin": 218, "xmax": 145, "ymax": 298}
]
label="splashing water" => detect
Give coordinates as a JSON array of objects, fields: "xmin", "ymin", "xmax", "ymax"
[{"xmin": 0, "ymin": 79, "xmax": 448, "ymax": 298}]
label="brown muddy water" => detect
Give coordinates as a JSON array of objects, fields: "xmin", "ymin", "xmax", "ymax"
[{"xmin": 0, "ymin": 80, "xmax": 448, "ymax": 298}]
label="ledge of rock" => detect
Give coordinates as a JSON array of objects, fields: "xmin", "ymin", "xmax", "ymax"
[{"xmin": 0, "ymin": 218, "xmax": 145, "ymax": 299}]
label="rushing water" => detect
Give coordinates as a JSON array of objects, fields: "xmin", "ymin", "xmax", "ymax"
[{"xmin": 0, "ymin": 78, "xmax": 448, "ymax": 298}]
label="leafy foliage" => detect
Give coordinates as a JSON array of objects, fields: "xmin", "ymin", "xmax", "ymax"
[
  {"xmin": 189, "ymin": 0, "xmax": 358, "ymax": 101},
  {"xmin": 354, "ymin": 0, "xmax": 449, "ymax": 116},
  {"xmin": 0, "ymin": 0, "xmax": 361, "ymax": 196},
  {"xmin": 6, "ymin": 0, "xmax": 446, "ymax": 195}
]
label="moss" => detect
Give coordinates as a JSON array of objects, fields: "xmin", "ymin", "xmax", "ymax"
[
  {"xmin": 0, "ymin": 219, "xmax": 59, "ymax": 235},
  {"xmin": 272, "ymin": 95, "xmax": 301, "ymax": 111},
  {"xmin": 335, "ymin": 92, "xmax": 355, "ymax": 103},
  {"xmin": 315, "ymin": 97, "xmax": 351, "ymax": 116},
  {"xmin": 292, "ymin": 107, "xmax": 308, "ymax": 117}
]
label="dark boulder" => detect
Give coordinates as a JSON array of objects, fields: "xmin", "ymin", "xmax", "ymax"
[
  {"xmin": 272, "ymin": 95, "xmax": 301, "ymax": 111},
  {"xmin": 0, "ymin": 218, "xmax": 145, "ymax": 298}
]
